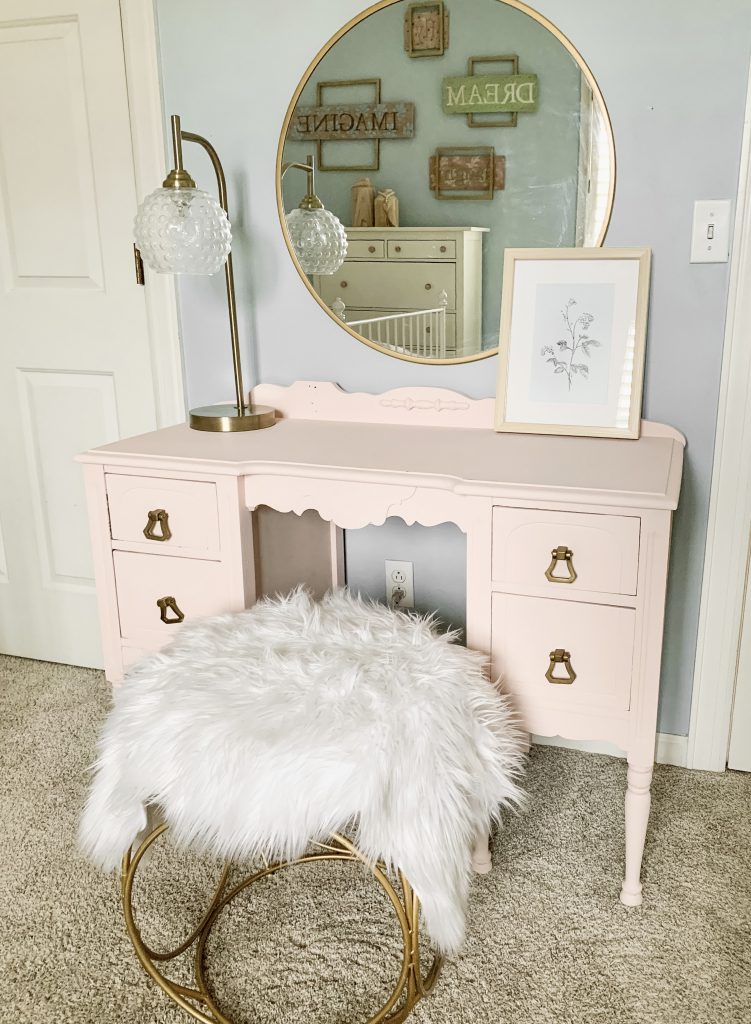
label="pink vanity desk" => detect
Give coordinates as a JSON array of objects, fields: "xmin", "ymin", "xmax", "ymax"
[{"xmin": 79, "ymin": 381, "xmax": 685, "ymax": 906}]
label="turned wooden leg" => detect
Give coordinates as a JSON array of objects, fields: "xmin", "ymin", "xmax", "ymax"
[
  {"xmin": 620, "ymin": 760, "xmax": 653, "ymax": 906},
  {"xmin": 471, "ymin": 827, "xmax": 492, "ymax": 874}
]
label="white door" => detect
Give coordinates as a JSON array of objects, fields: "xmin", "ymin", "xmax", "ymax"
[
  {"xmin": 728, "ymin": 562, "xmax": 751, "ymax": 770},
  {"xmin": 0, "ymin": 0, "xmax": 166, "ymax": 666}
]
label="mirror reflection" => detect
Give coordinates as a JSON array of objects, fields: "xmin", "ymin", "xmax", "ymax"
[{"xmin": 278, "ymin": 0, "xmax": 614, "ymax": 364}]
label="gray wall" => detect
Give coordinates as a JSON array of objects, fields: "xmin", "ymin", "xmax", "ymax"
[
  {"xmin": 281, "ymin": 0, "xmax": 583, "ymax": 347},
  {"xmin": 155, "ymin": 0, "xmax": 751, "ymax": 735},
  {"xmin": 345, "ymin": 521, "xmax": 467, "ymax": 636}
]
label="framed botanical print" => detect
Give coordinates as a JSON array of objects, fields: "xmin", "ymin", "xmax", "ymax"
[{"xmin": 495, "ymin": 248, "xmax": 651, "ymax": 439}]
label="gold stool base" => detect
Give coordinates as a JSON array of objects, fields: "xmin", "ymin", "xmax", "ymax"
[{"xmin": 121, "ymin": 825, "xmax": 443, "ymax": 1024}]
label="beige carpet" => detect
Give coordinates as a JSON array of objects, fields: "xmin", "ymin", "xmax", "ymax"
[{"xmin": 1, "ymin": 654, "xmax": 749, "ymax": 1024}]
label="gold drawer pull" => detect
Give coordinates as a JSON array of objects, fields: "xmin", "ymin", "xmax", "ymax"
[
  {"xmin": 340, "ymin": 280, "xmax": 348, "ymax": 288},
  {"xmin": 425, "ymin": 282, "xmax": 432, "ymax": 290},
  {"xmin": 545, "ymin": 545, "xmax": 576, "ymax": 584},
  {"xmin": 546, "ymin": 649, "xmax": 576, "ymax": 685},
  {"xmin": 157, "ymin": 596, "xmax": 184, "ymax": 624},
  {"xmin": 143, "ymin": 509, "xmax": 172, "ymax": 542},
  {"xmin": 395, "ymin": 245, "xmax": 402, "ymax": 252},
  {"xmin": 440, "ymin": 245, "xmax": 447, "ymax": 253},
  {"xmin": 368, "ymin": 245, "xmax": 376, "ymax": 253}
]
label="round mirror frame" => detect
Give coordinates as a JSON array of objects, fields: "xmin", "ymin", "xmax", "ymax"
[{"xmin": 275, "ymin": 0, "xmax": 616, "ymax": 366}]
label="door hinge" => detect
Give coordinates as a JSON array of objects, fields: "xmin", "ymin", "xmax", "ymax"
[{"xmin": 133, "ymin": 244, "xmax": 145, "ymax": 285}]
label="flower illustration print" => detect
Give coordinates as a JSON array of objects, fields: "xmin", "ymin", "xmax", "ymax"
[{"xmin": 541, "ymin": 299, "xmax": 601, "ymax": 390}]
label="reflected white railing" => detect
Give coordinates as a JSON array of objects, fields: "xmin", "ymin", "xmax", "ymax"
[{"xmin": 332, "ymin": 291, "xmax": 448, "ymax": 359}]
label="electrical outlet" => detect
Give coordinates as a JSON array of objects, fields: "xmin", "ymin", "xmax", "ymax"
[{"xmin": 385, "ymin": 560, "xmax": 414, "ymax": 609}]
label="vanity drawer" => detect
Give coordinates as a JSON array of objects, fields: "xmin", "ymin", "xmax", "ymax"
[
  {"xmin": 387, "ymin": 239, "xmax": 456, "ymax": 260},
  {"xmin": 113, "ymin": 551, "xmax": 230, "ymax": 641},
  {"xmin": 491, "ymin": 593, "xmax": 635, "ymax": 716},
  {"xmin": 318, "ymin": 261, "xmax": 456, "ymax": 311},
  {"xmin": 106, "ymin": 475, "xmax": 220, "ymax": 555},
  {"xmin": 492, "ymin": 508, "xmax": 639, "ymax": 596},
  {"xmin": 347, "ymin": 239, "xmax": 385, "ymax": 259}
]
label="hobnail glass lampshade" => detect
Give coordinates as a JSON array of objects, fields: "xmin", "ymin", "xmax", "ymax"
[
  {"xmin": 286, "ymin": 207, "xmax": 347, "ymax": 275},
  {"xmin": 134, "ymin": 187, "xmax": 232, "ymax": 275}
]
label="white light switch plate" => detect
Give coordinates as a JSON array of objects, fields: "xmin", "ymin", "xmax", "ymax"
[{"xmin": 690, "ymin": 199, "xmax": 731, "ymax": 263}]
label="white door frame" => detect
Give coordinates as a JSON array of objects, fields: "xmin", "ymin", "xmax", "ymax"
[
  {"xmin": 688, "ymin": 60, "xmax": 751, "ymax": 772},
  {"xmin": 120, "ymin": 0, "xmax": 184, "ymax": 427}
]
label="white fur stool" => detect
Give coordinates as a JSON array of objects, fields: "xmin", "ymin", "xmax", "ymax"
[{"xmin": 81, "ymin": 589, "xmax": 524, "ymax": 1023}]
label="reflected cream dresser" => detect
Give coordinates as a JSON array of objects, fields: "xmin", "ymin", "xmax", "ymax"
[
  {"xmin": 79, "ymin": 381, "xmax": 684, "ymax": 906},
  {"xmin": 313, "ymin": 227, "xmax": 488, "ymax": 357}
]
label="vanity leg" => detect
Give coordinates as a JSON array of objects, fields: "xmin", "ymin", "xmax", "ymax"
[
  {"xmin": 471, "ymin": 827, "xmax": 492, "ymax": 874},
  {"xmin": 620, "ymin": 759, "xmax": 653, "ymax": 906}
]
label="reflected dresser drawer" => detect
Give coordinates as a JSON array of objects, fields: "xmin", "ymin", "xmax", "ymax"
[
  {"xmin": 347, "ymin": 239, "xmax": 385, "ymax": 259},
  {"xmin": 106, "ymin": 474, "xmax": 220, "ymax": 556},
  {"xmin": 491, "ymin": 593, "xmax": 636, "ymax": 718},
  {"xmin": 492, "ymin": 507, "xmax": 640, "ymax": 597},
  {"xmin": 387, "ymin": 239, "xmax": 456, "ymax": 260},
  {"xmin": 113, "ymin": 551, "xmax": 230, "ymax": 644},
  {"xmin": 319, "ymin": 261, "xmax": 456, "ymax": 311}
]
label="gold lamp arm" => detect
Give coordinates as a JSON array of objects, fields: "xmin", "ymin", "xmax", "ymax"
[
  {"xmin": 281, "ymin": 156, "xmax": 322, "ymax": 210},
  {"xmin": 169, "ymin": 114, "xmax": 245, "ymax": 417}
]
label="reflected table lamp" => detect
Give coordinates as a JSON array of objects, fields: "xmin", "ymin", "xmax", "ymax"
[
  {"xmin": 281, "ymin": 155, "xmax": 347, "ymax": 275},
  {"xmin": 134, "ymin": 114, "xmax": 276, "ymax": 432}
]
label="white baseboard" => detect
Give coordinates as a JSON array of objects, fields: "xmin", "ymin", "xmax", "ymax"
[
  {"xmin": 655, "ymin": 732, "xmax": 689, "ymax": 767},
  {"xmin": 531, "ymin": 732, "xmax": 688, "ymax": 768}
]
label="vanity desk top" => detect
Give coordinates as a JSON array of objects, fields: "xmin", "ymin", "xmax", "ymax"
[
  {"xmin": 80, "ymin": 381, "xmax": 684, "ymax": 907},
  {"xmin": 82, "ymin": 382, "xmax": 683, "ymax": 511}
]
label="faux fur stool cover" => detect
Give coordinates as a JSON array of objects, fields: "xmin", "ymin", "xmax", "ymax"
[{"xmin": 80, "ymin": 589, "xmax": 525, "ymax": 953}]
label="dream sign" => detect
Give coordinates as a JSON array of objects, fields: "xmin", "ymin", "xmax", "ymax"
[{"xmin": 442, "ymin": 73, "xmax": 538, "ymax": 114}]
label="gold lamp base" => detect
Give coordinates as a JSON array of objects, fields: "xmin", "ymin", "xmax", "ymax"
[
  {"xmin": 122, "ymin": 824, "xmax": 443, "ymax": 1024},
  {"xmin": 189, "ymin": 403, "xmax": 277, "ymax": 432}
]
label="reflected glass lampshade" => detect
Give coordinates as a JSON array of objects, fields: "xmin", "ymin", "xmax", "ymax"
[
  {"xmin": 134, "ymin": 187, "xmax": 231, "ymax": 275},
  {"xmin": 286, "ymin": 206, "xmax": 347, "ymax": 275}
]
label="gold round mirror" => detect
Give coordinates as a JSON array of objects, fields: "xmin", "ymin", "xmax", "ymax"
[{"xmin": 276, "ymin": 0, "xmax": 615, "ymax": 365}]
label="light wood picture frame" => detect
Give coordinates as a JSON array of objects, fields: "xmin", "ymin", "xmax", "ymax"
[
  {"xmin": 495, "ymin": 248, "xmax": 651, "ymax": 438},
  {"xmin": 466, "ymin": 54, "xmax": 520, "ymax": 128},
  {"xmin": 315, "ymin": 79, "xmax": 382, "ymax": 172},
  {"xmin": 429, "ymin": 146, "xmax": 503, "ymax": 199},
  {"xmin": 403, "ymin": 1, "xmax": 449, "ymax": 57}
]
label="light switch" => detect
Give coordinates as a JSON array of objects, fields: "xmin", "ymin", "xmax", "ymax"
[{"xmin": 690, "ymin": 200, "xmax": 731, "ymax": 263}]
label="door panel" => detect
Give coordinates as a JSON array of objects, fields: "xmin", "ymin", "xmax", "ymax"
[
  {"xmin": 17, "ymin": 369, "xmax": 119, "ymax": 587},
  {"xmin": 0, "ymin": 0, "xmax": 161, "ymax": 666},
  {"xmin": 0, "ymin": 19, "xmax": 103, "ymax": 286}
]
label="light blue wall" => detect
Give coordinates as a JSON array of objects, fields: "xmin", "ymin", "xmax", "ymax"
[
  {"xmin": 281, "ymin": 0, "xmax": 582, "ymax": 347},
  {"xmin": 155, "ymin": 0, "xmax": 751, "ymax": 735}
]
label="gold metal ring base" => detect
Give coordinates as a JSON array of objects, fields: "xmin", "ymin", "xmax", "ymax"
[
  {"xmin": 189, "ymin": 403, "xmax": 277, "ymax": 432},
  {"xmin": 121, "ymin": 825, "xmax": 443, "ymax": 1024}
]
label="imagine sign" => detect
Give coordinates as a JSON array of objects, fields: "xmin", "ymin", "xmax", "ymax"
[{"xmin": 289, "ymin": 102, "xmax": 415, "ymax": 141}]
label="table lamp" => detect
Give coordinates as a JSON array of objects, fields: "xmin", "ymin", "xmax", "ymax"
[{"xmin": 134, "ymin": 114, "xmax": 276, "ymax": 432}]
